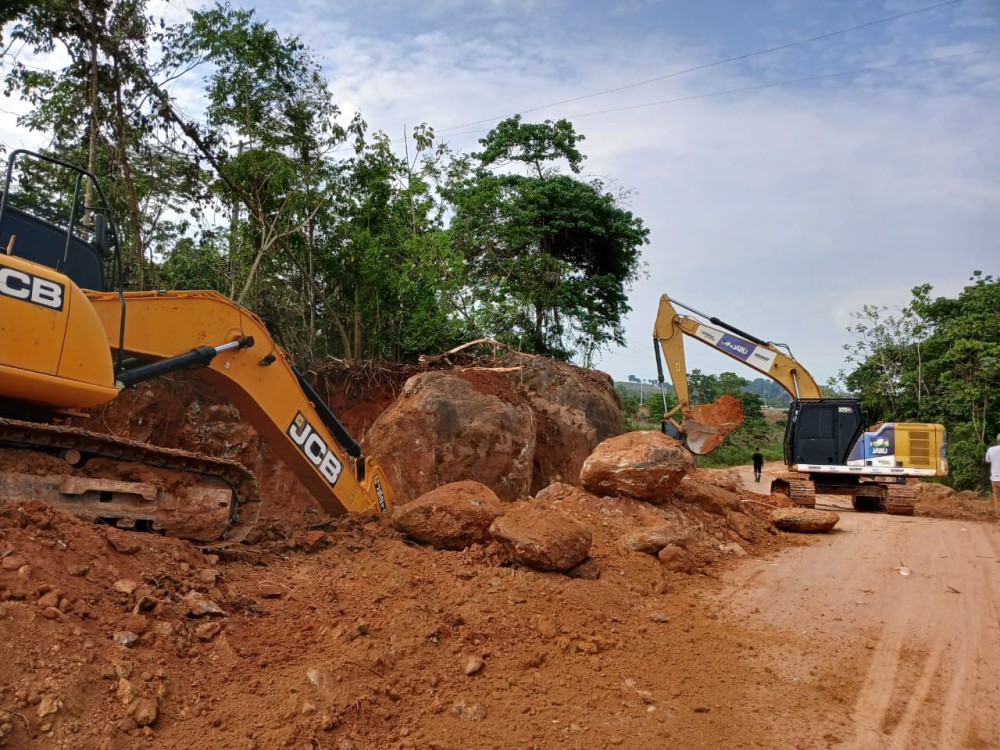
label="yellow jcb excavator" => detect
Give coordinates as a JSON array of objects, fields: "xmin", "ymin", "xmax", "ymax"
[
  {"xmin": 0, "ymin": 150, "xmax": 394, "ymax": 541},
  {"xmin": 653, "ymin": 293, "xmax": 948, "ymax": 515}
]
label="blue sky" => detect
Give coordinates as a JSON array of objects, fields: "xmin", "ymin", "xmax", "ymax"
[{"xmin": 2, "ymin": 0, "xmax": 998, "ymax": 388}]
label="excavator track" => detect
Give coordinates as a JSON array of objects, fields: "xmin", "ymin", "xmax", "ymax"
[
  {"xmin": 884, "ymin": 482, "xmax": 917, "ymax": 516},
  {"xmin": 0, "ymin": 416, "xmax": 260, "ymax": 543},
  {"xmin": 771, "ymin": 472, "xmax": 817, "ymax": 508}
]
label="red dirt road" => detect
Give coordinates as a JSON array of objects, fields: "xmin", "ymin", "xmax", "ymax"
[{"xmin": 716, "ymin": 465, "xmax": 1000, "ymax": 749}]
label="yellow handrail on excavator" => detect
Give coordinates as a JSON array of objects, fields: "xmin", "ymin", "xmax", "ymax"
[{"xmin": 652, "ymin": 293, "xmax": 823, "ymax": 453}]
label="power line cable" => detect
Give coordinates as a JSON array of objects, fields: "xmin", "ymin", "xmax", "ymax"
[
  {"xmin": 439, "ymin": 46, "xmax": 998, "ymax": 139},
  {"xmin": 435, "ymin": 0, "xmax": 965, "ymax": 135}
]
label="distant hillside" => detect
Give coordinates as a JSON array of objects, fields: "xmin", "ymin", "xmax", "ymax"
[
  {"xmin": 744, "ymin": 378, "xmax": 791, "ymax": 407},
  {"xmin": 614, "ymin": 378, "xmax": 790, "ymax": 407},
  {"xmin": 615, "ymin": 380, "xmax": 673, "ymax": 399}
]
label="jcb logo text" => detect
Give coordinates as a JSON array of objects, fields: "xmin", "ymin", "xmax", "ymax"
[
  {"xmin": 288, "ymin": 412, "xmax": 342, "ymax": 486},
  {"xmin": 0, "ymin": 264, "xmax": 64, "ymax": 310}
]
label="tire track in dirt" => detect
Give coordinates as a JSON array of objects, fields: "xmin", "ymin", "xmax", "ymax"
[{"xmin": 714, "ymin": 498, "xmax": 1000, "ymax": 750}]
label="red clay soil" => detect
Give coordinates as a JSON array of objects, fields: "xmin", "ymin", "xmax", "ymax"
[
  {"xmin": 2, "ymin": 368, "xmax": 997, "ymax": 749},
  {"xmin": 0, "ymin": 495, "xmax": 807, "ymax": 750}
]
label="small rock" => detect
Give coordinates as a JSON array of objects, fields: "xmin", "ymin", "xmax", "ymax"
[
  {"xmin": 657, "ymin": 544, "xmax": 690, "ymax": 572},
  {"xmin": 132, "ymin": 698, "xmax": 158, "ymax": 727},
  {"xmin": 113, "ymin": 579, "xmax": 139, "ymax": 595},
  {"xmin": 489, "ymin": 502, "xmax": 592, "ymax": 572},
  {"xmin": 1, "ymin": 555, "xmax": 27, "ymax": 571},
  {"xmin": 182, "ymin": 591, "xmax": 225, "ymax": 617},
  {"xmin": 106, "ymin": 531, "xmax": 141, "ymax": 554},
  {"xmin": 619, "ymin": 526, "xmax": 689, "ymax": 555},
  {"xmin": 195, "ymin": 621, "xmax": 222, "ymax": 641},
  {"xmin": 770, "ymin": 508, "xmax": 840, "ymax": 533},
  {"xmin": 299, "ymin": 530, "xmax": 329, "ymax": 553},
  {"xmin": 306, "ymin": 668, "xmax": 331, "ymax": 690},
  {"xmin": 116, "ymin": 678, "xmax": 137, "ymax": 705},
  {"xmin": 197, "ymin": 569, "xmax": 219, "ymax": 585},
  {"xmin": 535, "ymin": 616, "xmax": 558, "ymax": 639},
  {"xmin": 37, "ymin": 695, "xmax": 62, "ymax": 718},
  {"xmin": 649, "ymin": 613, "xmax": 670, "ymax": 623},
  {"xmin": 392, "ymin": 481, "xmax": 503, "ymax": 550},
  {"xmin": 41, "ymin": 607, "xmax": 61, "ymax": 620},
  {"xmin": 123, "ymin": 614, "xmax": 148, "ymax": 635},
  {"xmin": 257, "ymin": 583, "xmax": 284, "ymax": 599},
  {"xmin": 113, "ymin": 631, "xmax": 140, "ymax": 648},
  {"xmin": 463, "ymin": 655, "xmax": 484, "ymax": 675},
  {"xmin": 451, "ymin": 700, "xmax": 486, "ymax": 721},
  {"xmin": 566, "ymin": 558, "xmax": 601, "ymax": 580},
  {"xmin": 67, "ymin": 565, "xmax": 89, "ymax": 577}
]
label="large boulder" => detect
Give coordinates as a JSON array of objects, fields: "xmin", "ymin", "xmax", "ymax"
[
  {"xmin": 580, "ymin": 431, "xmax": 695, "ymax": 503},
  {"xmin": 499, "ymin": 354, "xmax": 625, "ymax": 493},
  {"xmin": 391, "ymin": 481, "xmax": 503, "ymax": 550},
  {"xmin": 770, "ymin": 508, "xmax": 840, "ymax": 533},
  {"xmin": 367, "ymin": 371, "xmax": 536, "ymax": 504},
  {"xmin": 672, "ymin": 476, "xmax": 743, "ymax": 516},
  {"xmin": 489, "ymin": 502, "xmax": 592, "ymax": 572}
]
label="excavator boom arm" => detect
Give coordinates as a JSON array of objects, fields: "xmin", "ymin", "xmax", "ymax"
[
  {"xmin": 653, "ymin": 294, "xmax": 823, "ymax": 402},
  {"xmin": 86, "ymin": 289, "xmax": 394, "ymax": 518}
]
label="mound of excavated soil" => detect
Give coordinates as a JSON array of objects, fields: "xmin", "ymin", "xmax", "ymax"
[
  {"xmin": 1, "ymin": 476, "xmax": 791, "ymax": 750},
  {"xmin": 1, "ymin": 357, "xmax": 809, "ymax": 749}
]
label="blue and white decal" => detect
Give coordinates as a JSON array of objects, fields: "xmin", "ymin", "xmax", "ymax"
[
  {"xmin": 847, "ymin": 424, "xmax": 897, "ymax": 468},
  {"xmin": 693, "ymin": 322, "xmax": 777, "ymax": 373}
]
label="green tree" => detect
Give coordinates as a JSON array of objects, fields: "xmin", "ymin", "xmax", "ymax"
[
  {"xmin": 839, "ymin": 301, "xmax": 927, "ymax": 420},
  {"xmin": 445, "ymin": 116, "xmax": 648, "ymax": 361},
  {"xmin": 908, "ymin": 272, "xmax": 1000, "ymax": 490},
  {"xmin": 2, "ymin": 0, "xmax": 191, "ymax": 288}
]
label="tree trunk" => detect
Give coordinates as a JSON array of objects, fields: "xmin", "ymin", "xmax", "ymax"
[
  {"xmin": 353, "ymin": 304, "xmax": 362, "ymax": 359},
  {"xmin": 112, "ymin": 57, "xmax": 145, "ymax": 289},
  {"xmin": 84, "ymin": 12, "xmax": 99, "ymax": 224}
]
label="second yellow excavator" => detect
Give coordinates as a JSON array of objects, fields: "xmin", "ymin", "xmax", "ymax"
[
  {"xmin": 653, "ymin": 293, "xmax": 947, "ymax": 515},
  {"xmin": 0, "ymin": 149, "xmax": 394, "ymax": 541}
]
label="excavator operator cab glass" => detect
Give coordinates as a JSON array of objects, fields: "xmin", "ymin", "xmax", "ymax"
[
  {"xmin": 785, "ymin": 400, "xmax": 864, "ymax": 466},
  {"xmin": 0, "ymin": 149, "xmax": 121, "ymax": 293}
]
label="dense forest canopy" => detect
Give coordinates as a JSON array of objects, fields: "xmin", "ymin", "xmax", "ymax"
[{"xmin": 0, "ymin": 0, "xmax": 648, "ymax": 365}]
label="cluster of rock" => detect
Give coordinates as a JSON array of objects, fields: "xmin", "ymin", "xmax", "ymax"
[
  {"xmin": 367, "ymin": 355, "xmax": 625, "ymax": 504},
  {"xmin": 391, "ymin": 430, "xmax": 783, "ymax": 573}
]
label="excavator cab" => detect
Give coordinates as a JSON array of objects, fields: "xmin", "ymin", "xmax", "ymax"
[
  {"xmin": 0, "ymin": 151, "xmax": 124, "ymax": 410},
  {"xmin": 784, "ymin": 400, "xmax": 864, "ymax": 466},
  {"xmin": 0, "ymin": 149, "xmax": 121, "ymax": 293}
]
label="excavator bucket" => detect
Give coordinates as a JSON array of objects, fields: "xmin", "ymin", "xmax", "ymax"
[{"xmin": 683, "ymin": 394, "xmax": 744, "ymax": 455}]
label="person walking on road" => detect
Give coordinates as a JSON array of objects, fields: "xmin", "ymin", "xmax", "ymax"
[
  {"xmin": 986, "ymin": 434, "xmax": 1000, "ymax": 514},
  {"xmin": 752, "ymin": 448, "xmax": 764, "ymax": 483}
]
